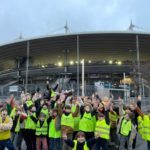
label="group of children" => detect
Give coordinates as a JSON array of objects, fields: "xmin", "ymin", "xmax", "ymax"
[{"xmin": 0, "ymin": 85, "xmax": 150, "ymax": 150}]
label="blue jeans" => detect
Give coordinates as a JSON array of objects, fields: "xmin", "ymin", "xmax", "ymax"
[
  {"xmin": 95, "ymin": 137, "xmax": 108, "ymax": 150},
  {"xmin": 147, "ymin": 141, "xmax": 150, "ymax": 150},
  {"xmin": 49, "ymin": 138, "xmax": 62, "ymax": 150},
  {"xmin": 0, "ymin": 139, "xmax": 14, "ymax": 150}
]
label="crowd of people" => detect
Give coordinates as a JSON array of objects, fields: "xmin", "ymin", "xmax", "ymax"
[{"xmin": 0, "ymin": 81, "xmax": 150, "ymax": 150}]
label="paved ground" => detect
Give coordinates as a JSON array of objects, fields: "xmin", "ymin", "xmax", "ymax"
[{"xmin": 4, "ymin": 134, "xmax": 147, "ymax": 150}]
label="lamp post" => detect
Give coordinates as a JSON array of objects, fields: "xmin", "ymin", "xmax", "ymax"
[
  {"xmin": 77, "ymin": 35, "xmax": 80, "ymax": 96},
  {"xmin": 81, "ymin": 59, "xmax": 85, "ymax": 97},
  {"xmin": 136, "ymin": 35, "xmax": 142, "ymax": 97},
  {"xmin": 63, "ymin": 49, "xmax": 69, "ymax": 73},
  {"xmin": 25, "ymin": 41, "xmax": 30, "ymax": 93},
  {"xmin": 128, "ymin": 35, "xmax": 142, "ymax": 97},
  {"xmin": 123, "ymin": 72, "xmax": 126, "ymax": 104}
]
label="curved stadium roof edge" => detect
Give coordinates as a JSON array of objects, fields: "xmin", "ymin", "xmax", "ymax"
[{"xmin": 1, "ymin": 30, "xmax": 150, "ymax": 46}]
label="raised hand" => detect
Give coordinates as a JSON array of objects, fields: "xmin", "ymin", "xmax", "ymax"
[
  {"xmin": 118, "ymin": 97, "xmax": 123, "ymax": 106},
  {"xmin": 129, "ymin": 102, "xmax": 137, "ymax": 111}
]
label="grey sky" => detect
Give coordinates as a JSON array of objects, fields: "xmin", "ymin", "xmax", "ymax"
[{"xmin": 0, "ymin": 0, "xmax": 150, "ymax": 44}]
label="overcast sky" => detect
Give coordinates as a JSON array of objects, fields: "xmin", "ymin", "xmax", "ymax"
[{"xmin": 0, "ymin": 0, "xmax": 150, "ymax": 44}]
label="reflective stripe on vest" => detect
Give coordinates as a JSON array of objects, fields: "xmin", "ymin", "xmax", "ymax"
[
  {"xmin": 15, "ymin": 117, "xmax": 20, "ymax": 132},
  {"xmin": 48, "ymin": 119, "xmax": 61, "ymax": 138},
  {"xmin": 73, "ymin": 140, "xmax": 89, "ymax": 150},
  {"xmin": 109, "ymin": 111, "xmax": 118, "ymax": 127},
  {"xmin": 61, "ymin": 113, "xmax": 74, "ymax": 129},
  {"xmin": 41, "ymin": 108, "xmax": 49, "ymax": 117},
  {"xmin": 71, "ymin": 105, "xmax": 80, "ymax": 131},
  {"xmin": 142, "ymin": 115, "xmax": 150, "ymax": 141},
  {"xmin": 10, "ymin": 108, "xmax": 16, "ymax": 119},
  {"xmin": 109, "ymin": 112, "xmax": 118, "ymax": 122},
  {"xmin": 137, "ymin": 116, "xmax": 143, "ymax": 135},
  {"xmin": 25, "ymin": 113, "xmax": 36, "ymax": 130},
  {"xmin": 51, "ymin": 89, "xmax": 56, "ymax": 98},
  {"xmin": 95, "ymin": 120, "xmax": 110, "ymax": 140},
  {"xmin": 120, "ymin": 119, "xmax": 132, "ymax": 136},
  {"xmin": 36, "ymin": 120, "xmax": 48, "ymax": 136},
  {"xmin": 26, "ymin": 100, "xmax": 33, "ymax": 108},
  {"xmin": 79, "ymin": 112, "xmax": 95, "ymax": 132}
]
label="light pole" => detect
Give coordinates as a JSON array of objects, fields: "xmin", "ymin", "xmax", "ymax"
[
  {"xmin": 77, "ymin": 35, "xmax": 80, "ymax": 96},
  {"xmin": 136, "ymin": 35, "xmax": 142, "ymax": 97},
  {"xmin": 25, "ymin": 41, "xmax": 30, "ymax": 93},
  {"xmin": 63, "ymin": 49, "xmax": 69, "ymax": 73},
  {"xmin": 128, "ymin": 35, "xmax": 142, "ymax": 97},
  {"xmin": 123, "ymin": 72, "xmax": 126, "ymax": 104},
  {"xmin": 81, "ymin": 59, "xmax": 85, "ymax": 97}
]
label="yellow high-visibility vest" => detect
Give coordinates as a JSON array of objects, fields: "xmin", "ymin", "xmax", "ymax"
[
  {"xmin": 10, "ymin": 107, "xmax": 16, "ymax": 119},
  {"xmin": 26, "ymin": 100, "xmax": 33, "ymax": 108},
  {"xmin": 109, "ymin": 111, "xmax": 118, "ymax": 123},
  {"xmin": 95, "ymin": 119, "xmax": 110, "ymax": 140},
  {"xmin": 79, "ymin": 112, "xmax": 95, "ymax": 132},
  {"xmin": 0, "ymin": 116, "xmax": 11, "ymax": 140},
  {"xmin": 141, "ymin": 115, "xmax": 150, "ymax": 141},
  {"xmin": 120, "ymin": 119, "xmax": 132, "ymax": 136},
  {"xmin": 71, "ymin": 105, "xmax": 80, "ymax": 131},
  {"xmin": 73, "ymin": 140, "xmax": 89, "ymax": 150},
  {"xmin": 137, "ymin": 116, "xmax": 143, "ymax": 135},
  {"xmin": 51, "ymin": 89, "xmax": 56, "ymax": 98},
  {"xmin": 15, "ymin": 117, "xmax": 20, "ymax": 132},
  {"xmin": 25, "ymin": 113, "xmax": 36, "ymax": 130},
  {"xmin": 36, "ymin": 119, "xmax": 48, "ymax": 136},
  {"xmin": 61, "ymin": 113, "xmax": 74, "ymax": 129},
  {"xmin": 48, "ymin": 118, "xmax": 61, "ymax": 138}
]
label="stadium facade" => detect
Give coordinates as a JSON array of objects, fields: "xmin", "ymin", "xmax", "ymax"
[{"xmin": 0, "ymin": 31, "xmax": 150, "ymax": 97}]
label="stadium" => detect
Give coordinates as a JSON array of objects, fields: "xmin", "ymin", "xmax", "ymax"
[{"xmin": 0, "ymin": 31, "xmax": 150, "ymax": 97}]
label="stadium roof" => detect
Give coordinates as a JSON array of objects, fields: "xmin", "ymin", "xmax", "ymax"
[{"xmin": 0, "ymin": 30, "xmax": 150, "ymax": 70}]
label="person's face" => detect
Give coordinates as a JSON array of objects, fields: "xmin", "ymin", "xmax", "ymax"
[
  {"xmin": 85, "ymin": 106, "xmax": 90, "ymax": 112},
  {"xmin": 77, "ymin": 135, "xmax": 85, "ymax": 143},
  {"xmin": 125, "ymin": 114, "xmax": 130, "ymax": 120},
  {"xmin": 39, "ymin": 116, "xmax": 45, "ymax": 121},
  {"xmin": 98, "ymin": 116, "xmax": 104, "ymax": 121},
  {"xmin": 52, "ymin": 111, "xmax": 57, "ymax": 117},
  {"xmin": 99, "ymin": 103, "xmax": 104, "ymax": 110},
  {"xmin": 43, "ymin": 105, "xmax": 47, "ymax": 109},
  {"xmin": 65, "ymin": 108, "xmax": 71, "ymax": 113},
  {"xmin": 31, "ymin": 106, "xmax": 36, "ymax": 112},
  {"xmin": 1, "ymin": 110, "xmax": 7, "ymax": 118},
  {"xmin": 26, "ymin": 94, "xmax": 31, "ymax": 100}
]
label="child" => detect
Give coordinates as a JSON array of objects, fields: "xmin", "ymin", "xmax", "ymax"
[
  {"xmin": 79, "ymin": 104, "xmax": 96, "ymax": 141},
  {"xmin": 0, "ymin": 108, "xmax": 14, "ymax": 150},
  {"xmin": 118, "ymin": 112, "xmax": 133, "ymax": 150},
  {"xmin": 58, "ymin": 99, "xmax": 79, "ymax": 150},
  {"xmin": 63, "ymin": 131, "xmax": 96, "ymax": 150},
  {"xmin": 130, "ymin": 103, "xmax": 150, "ymax": 150},
  {"xmin": 95, "ymin": 110, "xmax": 110, "ymax": 150},
  {"xmin": 24, "ymin": 105, "xmax": 37, "ymax": 150},
  {"xmin": 31, "ymin": 112, "xmax": 49, "ymax": 150},
  {"xmin": 48, "ymin": 108, "xmax": 62, "ymax": 150},
  {"xmin": 40, "ymin": 102, "xmax": 49, "ymax": 118}
]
